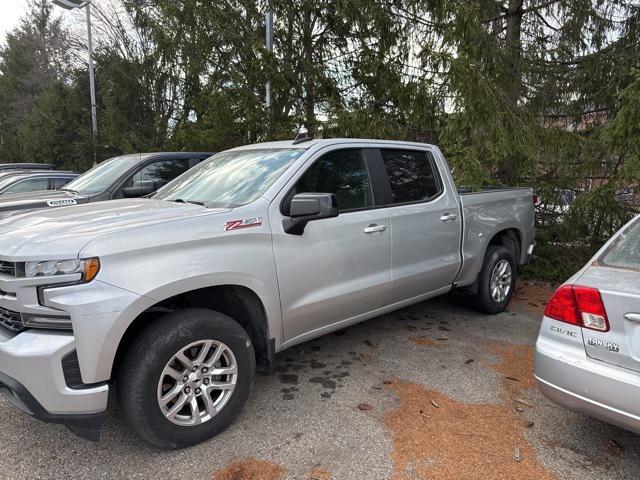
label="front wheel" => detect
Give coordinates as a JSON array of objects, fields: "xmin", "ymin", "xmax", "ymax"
[
  {"xmin": 471, "ymin": 245, "xmax": 517, "ymax": 314},
  {"xmin": 117, "ymin": 308, "xmax": 255, "ymax": 449}
]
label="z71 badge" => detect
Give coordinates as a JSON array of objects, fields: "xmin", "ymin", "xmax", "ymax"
[
  {"xmin": 224, "ymin": 217, "xmax": 263, "ymax": 231},
  {"xmin": 46, "ymin": 199, "xmax": 78, "ymax": 207}
]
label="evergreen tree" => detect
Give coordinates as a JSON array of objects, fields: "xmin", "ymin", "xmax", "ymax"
[{"xmin": 0, "ymin": 0, "xmax": 72, "ymax": 162}]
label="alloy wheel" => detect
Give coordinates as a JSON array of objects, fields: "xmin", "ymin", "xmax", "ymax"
[
  {"xmin": 490, "ymin": 259, "xmax": 513, "ymax": 303},
  {"xmin": 157, "ymin": 339, "xmax": 238, "ymax": 426}
]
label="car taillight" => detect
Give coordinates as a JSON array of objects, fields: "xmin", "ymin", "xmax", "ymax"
[
  {"xmin": 545, "ymin": 285, "xmax": 609, "ymax": 332},
  {"xmin": 545, "ymin": 285, "xmax": 580, "ymax": 325},
  {"xmin": 573, "ymin": 286, "xmax": 609, "ymax": 331}
]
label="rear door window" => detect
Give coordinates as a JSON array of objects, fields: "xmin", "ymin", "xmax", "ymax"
[
  {"xmin": 600, "ymin": 217, "xmax": 640, "ymax": 270},
  {"xmin": 380, "ymin": 149, "xmax": 442, "ymax": 204}
]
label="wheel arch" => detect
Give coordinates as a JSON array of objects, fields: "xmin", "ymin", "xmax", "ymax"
[
  {"xmin": 110, "ymin": 284, "xmax": 275, "ymax": 380},
  {"xmin": 486, "ymin": 227, "xmax": 522, "ymax": 267},
  {"xmin": 461, "ymin": 226, "xmax": 523, "ymax": 295}
]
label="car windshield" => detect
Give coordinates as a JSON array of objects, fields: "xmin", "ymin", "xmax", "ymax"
[
  {"xmin": 61, "ymin": 154, "xmax": 142, "ymax": 195},
  {"xmin": 154, "ymin": 149, "xmax": 303, "ymax": 207},
  {"xmin": 600, "ymin": 216, "xmax": 640, "ymax": 271}
]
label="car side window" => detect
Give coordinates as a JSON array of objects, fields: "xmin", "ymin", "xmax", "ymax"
[
  {"xmin": 3, "ymin": 177, "xmax": 50, "ymax": 194},
  {"xmin": 380, "ymin": 149, "xmax": 442, "ymax": 204},
  {"xmin": 52, "ymin": 177, "xmax": 72, "ymax": 190},
  {"xmin": 125, "ymin": 159, "xmax": 191, "ymax": 190},
  {"xmin": 285, "ymin": 149, "xmax": 373, "ymax": 214},
  {"xmin": 113, "ymin": 159, "xmax": 190, "ymax": 199}
]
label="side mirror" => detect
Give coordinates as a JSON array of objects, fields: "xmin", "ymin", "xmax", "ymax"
[
  {"xmin": 283, "ymin": 193, "xmax": 339, "ymax": 235},
  {"xmin": 122, "ymin": 180, "xmax": 156, "ymax": 198}
]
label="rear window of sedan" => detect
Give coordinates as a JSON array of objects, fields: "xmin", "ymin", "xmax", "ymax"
[{"xmin": 600, "ymin": 216, "xmax": 640, "ymax": 270}]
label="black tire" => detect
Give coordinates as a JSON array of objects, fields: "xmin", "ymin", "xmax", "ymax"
[
  {"xmin": 471, "ymin": 245, "xmax": 517, "ymax": 314},
  {"xmin": 117, "ymin": 308, "xmax": 255, "ymax": 449}
]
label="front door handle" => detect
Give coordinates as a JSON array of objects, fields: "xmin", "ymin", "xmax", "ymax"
[
  {"xmin": 440, "ymin": 213, "xmax": 458, "ymax": 222},
  {"xmin": 364, "ymin": 224, "xmax": 387, "ymax": 234},
  {"xmin": 624, "ymin": 313, "xmax": 640, "ymax": 322}
]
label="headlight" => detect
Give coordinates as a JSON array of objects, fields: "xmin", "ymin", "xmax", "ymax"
[{"xmin": 24, "ymin": 257, "xmax": 100, "ymax": 282}]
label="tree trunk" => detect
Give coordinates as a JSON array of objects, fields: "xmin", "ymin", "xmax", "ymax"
[
  {"xmin": 505, "ymin": 0, "xmax": 523, "ymax": 104},
  {"xmin": 503, "ymin": 0, "xmax": 523, "ymax": 184},
  {"xmin": 302, "ymin": 7, "xmax": 316, "ymax": 137}
]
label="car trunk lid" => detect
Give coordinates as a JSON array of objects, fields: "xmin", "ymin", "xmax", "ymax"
[{"xmin": 577, "ymin": 265, "xmax": 640, "ymax": 373}]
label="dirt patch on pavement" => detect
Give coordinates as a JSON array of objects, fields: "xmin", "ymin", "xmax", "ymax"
[
  {"xmin": 212, "ymin": 458, "xmax": 285, "ymax": 480},
  {"xmin": 384, "ymin": 343, "xmax": 551, "ymax": 479},
  {"xmin": 512, "ymin": 281, "xmax": 556, "ymax": 317},
  {"xmin": 384, "ymin": 380, "xmax": 555, "ymax": 480},
  {"xmin": 410, "ymin": 336, "xmax": 440, "ymax": 347},
  {"xmin": 309, "ymin": 467, "xmax": 333, "ymax": 479},
  {"xmin": 486, "ymin": 343, "xmax": 536, "ymax": 396}
]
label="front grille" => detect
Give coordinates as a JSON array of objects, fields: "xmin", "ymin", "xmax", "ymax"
[
  {"xmin": 0, "ymin": 306, "xmax": 23, "ymax": 332},
  {"xmin": 0, "ymin": 261, "xmax": 16, "ymax": 277}
]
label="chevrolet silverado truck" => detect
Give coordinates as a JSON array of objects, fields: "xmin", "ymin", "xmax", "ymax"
[
  {"xmin": 0, "ymin": 152, "xmax": 213, "ymax": 219},
  {"xmin": 0, "ymin": 138, "xmax": 535, "ymax": 448}
]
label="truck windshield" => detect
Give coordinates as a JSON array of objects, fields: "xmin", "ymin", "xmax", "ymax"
[
  {"xmin": 61, "ymin": 154, "xmax": 142, "ymax": 195},
  {"xmin": 154, "ymin": 149, "xmax": 303, "ymax": 207}
]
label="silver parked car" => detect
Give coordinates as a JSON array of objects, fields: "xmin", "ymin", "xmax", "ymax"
[{"xmin": 535, "ymin": 214, "xmax": 640, "ymax": 433}]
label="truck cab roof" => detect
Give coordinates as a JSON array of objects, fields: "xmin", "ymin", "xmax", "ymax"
[{"xmin": 229, "ymin": 138, "xmax": 438, "ymax": 152}]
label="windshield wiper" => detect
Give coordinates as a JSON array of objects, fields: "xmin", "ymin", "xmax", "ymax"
[
  {"xmin": 206, "ymin": 202, "xmax": 239, "ymax": 209},
  {"xmin": 171, "ymin": 198, "xmax": 206, "ymax": 206},
  {"xmin": 59, "ymin": 188, "xmax": 79, "ymax": 194}
]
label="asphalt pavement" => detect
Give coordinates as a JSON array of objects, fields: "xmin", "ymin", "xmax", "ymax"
[{"xmin": 1, "ymin": 286, "xmax": 639, "ymax": 480}]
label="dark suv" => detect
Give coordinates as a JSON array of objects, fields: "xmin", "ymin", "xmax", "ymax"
[{"xmin": 0, "ymin": 152, "xmax": 213, "ymax": 219}]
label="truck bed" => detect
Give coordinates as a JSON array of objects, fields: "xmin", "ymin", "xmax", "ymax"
[{"xmin": 455, "ymin": 187, "xmax": 536, "ymax": 287}]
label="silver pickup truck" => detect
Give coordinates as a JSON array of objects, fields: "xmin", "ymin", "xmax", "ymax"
[{"xmin": 0, "ymin": 138, "xmax": 535, "ymax": 448}]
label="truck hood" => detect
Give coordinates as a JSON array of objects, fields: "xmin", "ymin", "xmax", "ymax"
[
  {"xmin": 0, "ymin": 198, "xmax": 227, "ymax": 259},
  {"xmin": 0, "ymin": 190, "xmax": 90, "ymax": 219}
]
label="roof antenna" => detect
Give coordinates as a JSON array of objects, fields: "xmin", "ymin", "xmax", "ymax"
[{"xmin": 293, "ymin": 131, "xmax": 313, "ymax": 145}]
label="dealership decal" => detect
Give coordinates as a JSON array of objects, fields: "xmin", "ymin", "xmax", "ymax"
[
  {"xmin": 46, "ymin": 199, "xmax": 78, "ymax": 207},
  {"xmin": 587, "ymin": 337, "xmax": 619, "ymax": 352},
  {"xmin": 224, "ymin": 217, "xmax": 263, "ymax": 231}
]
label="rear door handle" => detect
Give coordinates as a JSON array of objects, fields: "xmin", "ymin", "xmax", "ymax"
[
  {"xmin": 624, "ymin": 313, "xmax": 640, "ymax": 322},
  {"xmin": 363, "ymin": 224, "xmax": 387, "ymax": 234},
  {"xmin": 440, "ymin": 213, "xmax": 457, "ymax": 222}
]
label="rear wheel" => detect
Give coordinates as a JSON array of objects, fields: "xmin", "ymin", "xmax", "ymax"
[
  {"xmin": 471, "ymin": 245, "xmax": 517, "ymax": 314},
  {"xmin": 117, "ymin": 308, "xmax": 255, "ymax": 449}
]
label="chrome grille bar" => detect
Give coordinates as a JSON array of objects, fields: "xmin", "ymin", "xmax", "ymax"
[
  {"xmin": 0, "ymin": 260, "xmax": 16, "ymax": 277},
  {"xmin": 0, "ymin": 305, "xmax": 24, "ymax": 332}
]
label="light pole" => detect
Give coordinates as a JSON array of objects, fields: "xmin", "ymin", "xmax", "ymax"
[
  {"xmin": 265, "ymin": 7, "xmax": 273, "ymax": 111},
  {"xmin": 52, "ymin": 0, "xmax": 98, "ymax": 157}
]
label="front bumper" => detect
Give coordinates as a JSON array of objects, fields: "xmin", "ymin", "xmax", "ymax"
[
  {"xmin": 0, "ymin": 327, "xmax": 108, "ymax": 439},
  {"xmin": 0, "ymin": 267, "xmax": 153, "ymax": 440},
  {"xmin": 535, "ymin": 327, "xmax": 640, "ymax": 434}
]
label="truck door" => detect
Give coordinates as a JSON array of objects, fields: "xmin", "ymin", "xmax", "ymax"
[
  {"xmin": 375, "ymin": 148, "xmax": 462, "ymax": 303},
  {"xmin": 270, "ymin": 147, "xmax": 392, "ymax": 343}
]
